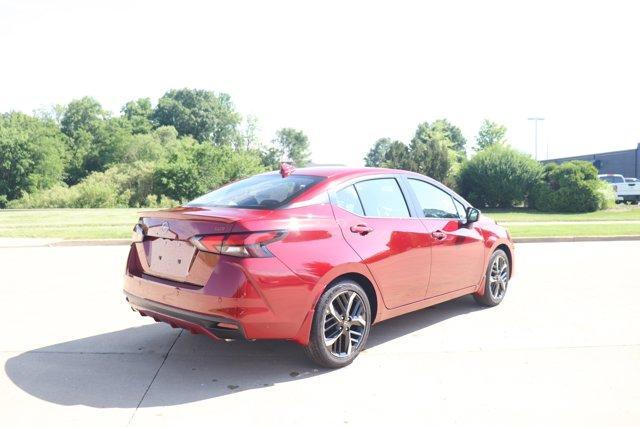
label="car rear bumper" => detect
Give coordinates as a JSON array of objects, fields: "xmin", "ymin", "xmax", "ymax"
[
  {"xmin": 125, "ymin": 291, "xmax": 245, "ymax": 340},
  {"xmin": 123, "ymin": 244, "xmax": 316, "ymax": 343}
]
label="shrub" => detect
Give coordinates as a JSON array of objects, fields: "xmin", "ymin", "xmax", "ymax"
[
  {"xmin": 458, "ymin": 145, "xmax": 542, "ymax": 208},
  {"xmin": 7, "ymin": 161, "xmax": 174, "ymax": 208},
  {"xmin": 154, "ymin": 142, "xmax": 265, "ymax": 202},
  {"xmin": 99, "ymin": 162, "xmax": 157, "ymax": 207},
  {"xmin": 596, "ymin": 180, "xmax": 616, "ymax": 210},
  {"xmin": 72, "ymin": 171, "xmax": 131, "ymax": 208},
  {"xmin": 531, "ymin": 161, "xmax": 609, "ymax": 213},
  {"xmin": 144, "ymin": 194, "xmax": 179, "ymax": 208},
  {"xmin": 7, "ymin": 185, "xmax": 77, "ymax": 208}
]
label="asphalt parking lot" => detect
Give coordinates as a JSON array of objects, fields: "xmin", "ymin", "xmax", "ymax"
[{"xmin": 1, "ymin": 241, "xmax": 639, "ymax": 426}]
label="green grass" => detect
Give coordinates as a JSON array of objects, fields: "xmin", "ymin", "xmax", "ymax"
[
  {"xmin": 505, "ymin": 222, "xmax": 640, "ymax": 238},
  {"xmin": 484, "ymin": 206, "xmax": 640, "ymax": 222},
  {"xmin": 0, "ymin": 208, "xmax": 146, "ymax": 239},
  {"xmin": 1, "ymin": 207, "xmax": 639, "ymax": 240}
]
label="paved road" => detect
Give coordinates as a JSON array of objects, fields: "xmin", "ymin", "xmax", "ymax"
[{"xmin": 1, "ymin": 242, "xmax": 639, "ymax": 426}]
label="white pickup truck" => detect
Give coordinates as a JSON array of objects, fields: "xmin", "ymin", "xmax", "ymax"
[{"xmin": 598, "ymin": 174, "xmax": 640, "ymax": 204}]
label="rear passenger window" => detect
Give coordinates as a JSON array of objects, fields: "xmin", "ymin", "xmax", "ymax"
[
  {"xmin": 335, "ymin": 185, "xmax": 364, "ymax": 216},
  {"xmin": 408, "ymin": 179, "xmax": 459, "ymax": 219},
  {"xmin": 354, "ymin": 179, "xmax": 410, "ymax": 218}
]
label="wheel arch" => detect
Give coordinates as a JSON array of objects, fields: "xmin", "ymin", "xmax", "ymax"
[
  {"xmin": 292, "ymin": 265, "xmax": 383, "ymax": 345},
  {"xmin": 330, "ymin": 272, "xmax": 379, "ymax": 324},
  {"xmin": 476, "ymin": 241, "xmax": 514, "ymax": 297},
  {"xmin": 495, "ymin": 243, "xmax": 513, "ymax": 278}
]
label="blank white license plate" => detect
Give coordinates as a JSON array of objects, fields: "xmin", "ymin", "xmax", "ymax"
[{"xmin": 148, "ymin": 239, "xmax": 195, "ymax": 278}]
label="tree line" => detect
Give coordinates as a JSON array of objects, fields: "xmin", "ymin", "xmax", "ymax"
[
  {"xmin": 363, "ymin": 119, "xmax": 614, "ymax": 213},
  {"xmin": 1, "ymin": 88, "xmax": 614, "ymax": 213},
  {"xmin": 0, "ymin": 89, "xmax": 311, "ymax": 208}
]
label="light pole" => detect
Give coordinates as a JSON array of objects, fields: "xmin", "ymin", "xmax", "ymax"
[{"xmin": 528, "ymin": 117, "xmax": 544, "ymax": 160}]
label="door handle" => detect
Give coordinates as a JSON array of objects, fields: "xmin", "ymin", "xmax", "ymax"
[
  {"xmin": 431, "ymin": 230, "xmax": 446, "ymax": 240},
  {"xmin": 350, "ymin": 224, "xmax": 374, "ymax": 235}
]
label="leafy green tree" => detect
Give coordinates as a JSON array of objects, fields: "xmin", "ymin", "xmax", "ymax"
[
  {"xmin": 381, "ymin": 141, "xmax": 410, "ymax": 169},
  {"xmin": 364, "ymin": 138, "xmax": 393, "ymax": 167},
  {"xmin": 34, "ymin": 104, "xmax": 66, "ymax": 125},
  {"xmin": 0, "ymin": 112, "xmax": 68, "ymax": 204},
  {"xmin": 260, "ymin": 146, "xmax": 282, "ymax": 170},
  {"xmin": 85, "ymin": 117, "xmax": 135, "ymax": 173},
  {"xmin": 428, "ymin": 119, "xmax": 467, "ymax": 154},
  {"xmin": 241, "ymin": 115, "xmax": 260, "ymax": 150},
  {"xmin": 152, "ymin": 89, "xmax": 241, "ymax": 145},
  {"xmin": 122, "ymin": 98, "xmax": 153, "ymax": 134},
  {"xmin": 408, "ymin": 120, "xmax": 466, "ymax": 185},
  {"xmin": 475, "ymin": 119, "xmax": 507, "ymax": 151},
  {"xmin": 122, "ymin": 126, "xmax": 179, "ymax": 164},
  {"xmin": 153, "ymin": 125, "xmax": 180, "ymax": 144},
  {"xmin": 60, "ymin": 97, "xmax": 108, "ymax": 139},
  {"xmin": 458, "ymin": 144, "xmax": 542, "ymax": 208},
  {"xmin": 60, "ymin": 97, "xmax": 110, "ymax": 183},
  {"xmin": 154, "ymin": 140, "xmax": 265, "ymax": 201},
  {"xmin": 263, "ymin": 128, "xmax": 311, "ymax": 169},
  {"xmin": 407, "ymin": 123, "xmax": 451, "ymax": 181},
  {"xmin": 1, "ymin": 89, "xmax": 317, "ymax": 207},
  {"xmin": 60, "ymin": 97, "xmax": 148, "ymax": 183}
]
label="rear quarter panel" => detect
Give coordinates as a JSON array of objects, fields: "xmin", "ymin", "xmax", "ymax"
[{"xmin": 231, "ymin": 203, "xmax": 384, "ymax": 343}]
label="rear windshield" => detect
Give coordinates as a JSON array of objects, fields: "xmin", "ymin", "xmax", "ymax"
[
  {"xmin": 186, "ymin": 174, "xmax": 324, "ymax": 209},
  {"xmin": 599, "ymin": 175, "xmax": 624, "ymax": 184}
]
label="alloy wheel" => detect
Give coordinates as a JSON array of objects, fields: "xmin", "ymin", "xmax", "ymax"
[
  {"xmin": 489, "ymin": 254, "xmax": 509, "ymax": 300},
  {"xmin": 323, "ymin": 290, "xmax": 367, "ymax": 357}
]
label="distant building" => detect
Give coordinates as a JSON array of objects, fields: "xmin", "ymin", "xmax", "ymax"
[{"xmin": 542, "ymin": 143, "xmax": 640, "ymax": 178}]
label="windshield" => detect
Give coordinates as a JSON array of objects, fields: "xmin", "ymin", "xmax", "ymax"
[
  {"xmin": 186, "ymin": 174, "xmax": 324, "ymax": 209},
  {"xmin": 599, "ymin": 175, "xmax": 624, "ymax": 184}
]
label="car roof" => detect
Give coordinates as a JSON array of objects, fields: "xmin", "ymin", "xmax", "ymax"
[
  {"xmin": 263, "ymin": 166, "xmax": 474, "ymax": 208},
  {"xmin": 288, "ymin": 166, "xmax": 407, "ymax": 179},
  {"xmin": 261, "ymin": 166, "xmax": 409, "ymax": 180}
]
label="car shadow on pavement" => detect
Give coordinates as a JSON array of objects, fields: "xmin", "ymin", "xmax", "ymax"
[{"xmin": 4, "ymin": 296, "xmax": 482, "ymax": 408}]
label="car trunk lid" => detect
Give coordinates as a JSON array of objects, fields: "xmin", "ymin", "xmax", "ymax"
[{"xmin": 135, "ymin": 206, "xmax": 271, "ymax": 285}]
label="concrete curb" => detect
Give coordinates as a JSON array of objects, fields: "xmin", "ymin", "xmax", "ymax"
[
  {"xmin": 513, "ymin": 235, "xmax": 640, "ymax": 243},
  {"xmin": 48, "ymin": 239, "xmax": 131, "ymax": 247}
]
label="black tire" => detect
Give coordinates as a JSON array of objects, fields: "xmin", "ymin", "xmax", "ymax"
[
  {"xmin": 304, "ymin": 280, "xmax": 372, "ymax": 369},
  {"xmin": 473, "ymin": 249, "xmax": 510, "ymax": 307}
]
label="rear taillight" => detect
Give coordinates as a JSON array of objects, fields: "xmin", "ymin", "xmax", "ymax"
[
  {"xmin": 613, "ymin": 185, "xmax": 618, "ymax": 191},
  {"xmin": 190, "ymin": 230, "xmax": 287, "ymax": 258}
]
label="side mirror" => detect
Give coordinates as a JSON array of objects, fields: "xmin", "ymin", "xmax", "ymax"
[{"xmin": 466, "ymin": 207, "xmax": 480, "ymax": 224}]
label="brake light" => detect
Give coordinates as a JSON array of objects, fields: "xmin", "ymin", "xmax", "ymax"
[
  {"xmin": 194, "ymin": 235, "xmax": 225, "ymax": 252},
  {"xmin": 190, "ymin": 230, "xmax": 287, "ymax": 258}
]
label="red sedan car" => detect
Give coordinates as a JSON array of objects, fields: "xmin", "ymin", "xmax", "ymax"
[{"xmin": 124, "ymin": 167, "xmax": 513, "ymax": 368}]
